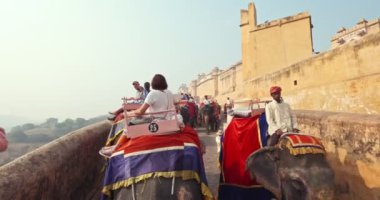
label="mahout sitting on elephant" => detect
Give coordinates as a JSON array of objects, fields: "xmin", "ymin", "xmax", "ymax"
[{"xmin": 246, "ymin": 133, "xmax": 335, "ymax": 200}]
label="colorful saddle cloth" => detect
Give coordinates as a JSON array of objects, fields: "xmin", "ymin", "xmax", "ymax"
[
  {"xmin": 218, "ymin": 113, "xmax": 273, "ymax": 200},
  {"xmin": 105, "ymin": 119, "xmax": 125, "ymax": 147},
  {"xmin": 101, "ymin": 126, "xmax": 213, "ymax": 200},
  {"xmin": 278, "ymin": 134, "xmax": 325, "ymax": 156}
]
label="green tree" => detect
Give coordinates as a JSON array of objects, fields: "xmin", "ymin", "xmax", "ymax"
[
  {"xmin": 21, "ymin": 123, "xmax": 35, "ymax": 131},
  {"xmin": 8, "ymin": 129, "xmax": 28, "ymax": 142},
  {"xmin": 44, "ymin": 118, "xmax": 58, "ymax": 129}
]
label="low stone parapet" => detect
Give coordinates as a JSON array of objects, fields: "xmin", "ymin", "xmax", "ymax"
[
  {"xmin": 295, "ymin": 110, "xmax": 380, "ymax": 200},
  {"xmin": 0, "ymin": 120, "xmax": 111, "ymax": 200}
]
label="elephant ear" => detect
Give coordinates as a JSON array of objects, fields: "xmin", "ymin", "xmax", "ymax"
[{"xmin": 246, "ymin": 147, "xmax": 281, "ymax": 199}]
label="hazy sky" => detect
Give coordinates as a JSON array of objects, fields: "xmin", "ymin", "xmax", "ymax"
[{"xmin": 0, "ymin": 0, "xmax": 379, "ymax": 124}]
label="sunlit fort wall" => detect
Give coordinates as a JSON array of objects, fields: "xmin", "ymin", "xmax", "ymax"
[
  {"xmin": 187, "ymin": 3, "xmax": 380, "ymax": 199},
  {"xmin": 331, "ymin": 18, "xmax": 380, "ymax": 49},
  {"xmin": 189, "ymin": 3, "xmax": 380, "ymax": 115},
  {"xmin": 240, "ymin": 3, "xmax": 314, "ymax": 82}
]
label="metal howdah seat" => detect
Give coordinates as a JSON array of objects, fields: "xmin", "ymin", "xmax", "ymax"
[
  {"xmin": 123, "ymin": 109, "xmax": 181, "ymax": 138},
  {"xmin": 122, "ymin": 97, "xmax": 144, "ymax": 111},
  {"xmin": 230, "ymin": 100, "xmax": 271, "ymax": 118}
]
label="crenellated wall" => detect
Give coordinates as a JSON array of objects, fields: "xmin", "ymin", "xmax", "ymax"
[
  {"xmin": 0, "ymin": 121, "xmax": 111, "ymax": 200},
  {"xmin": 192, "ymin": 67, "xmax": 226, "ymax": 100},
  {"xmin": 191, "ymin": 32, "xmax": 380, "ymax": 114},
  {"xmin": 189, "ymin": 62, "xmax": 245, "ymax": 104},
  {"xmin": 246, "ymin": 32, "xmax": 380, "ymax": 114},
  {"xmin": 295, "ymin": 110, "xmax": 380, "ymax": 200},
  {"xmin": 331, "ymin": 18, "xmax": 380, "ymax": 48},
  {"xmin": 196, "ymin": 75, "xmax": 216, "ymax": 99},
  {"xmin": 189, "ymin": 3, "xmax": 380, "ymax": 114}
]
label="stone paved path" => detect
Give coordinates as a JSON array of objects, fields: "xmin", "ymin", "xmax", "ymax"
[{"xmin": 196, "ymin": 127, "xmax": 220, "ymax": 199}]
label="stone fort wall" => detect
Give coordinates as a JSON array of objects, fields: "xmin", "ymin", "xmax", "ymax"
[
  {"xmin": 190, "ymin": 33, "xmax": 380, "ymax": 197},
  {"xmin": 296, "ymin": 110, "xmax": 380, "ymax": 200},
  {"xmin": 190, "ymin": 4, "xmax": 380, "ymax": 115},
  {"xmin": 240, "ymin": 3, "xmax": 314, "ymax": 81},
  {"xmin": 245, "ymin": 32, "xmax": 380, "ymax": 114},
  {"xmin": 187, "ymin": 3, "xmax": 380, "ymax": 199}
]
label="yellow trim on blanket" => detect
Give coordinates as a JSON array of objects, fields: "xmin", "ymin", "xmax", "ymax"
[
  {"xmin": 105, "ymin": 129, "xmax": 123, "ymax": 146},
  {"xmin": 256, "ymin": 119, "xmax": 263, "ymax": 148},
  {"xmin": 101, "ymin": 170, "xmax": 214, "ymax": 200},
  {"xmin": 283, "ymin": 142, "xmax": 325, "ymax": 156}
]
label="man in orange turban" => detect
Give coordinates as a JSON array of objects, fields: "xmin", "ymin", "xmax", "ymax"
[
  {"xmin": 265, "ymin": 86, "xmax": 299, "ymax": 146},
  {"xmin": 270, "ymin": 86, "xmax": 282, "ymax": 94}
]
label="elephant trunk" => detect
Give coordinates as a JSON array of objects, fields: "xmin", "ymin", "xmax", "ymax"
[{"xmin": 307, "ymin": 187, "xmax": 334, "ymax": 200}]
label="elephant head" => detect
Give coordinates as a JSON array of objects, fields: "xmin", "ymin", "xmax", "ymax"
[{"xmin": 246, "ymin": 146, "xmax": 334, "ymax": 200}]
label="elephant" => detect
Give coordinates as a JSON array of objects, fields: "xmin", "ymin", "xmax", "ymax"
[
  {"xmin": 200, "ymin": 104, "xmax": 215, "ymax": 133},
  {"xmin": 109, "ymin": 178, "xmax": 203, "ymax": 200},
  {"xmin": 246, "ymin": 137, "xmax": 335, "ymax": 200},
  {"xmin": 100, "ymin": 125, "xmax": 212, "ymax": 200}
]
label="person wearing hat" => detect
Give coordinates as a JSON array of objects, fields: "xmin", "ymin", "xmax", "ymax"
[{"xmin": 265, "ymin": 86, "xmax": 299, "ymax": 146}]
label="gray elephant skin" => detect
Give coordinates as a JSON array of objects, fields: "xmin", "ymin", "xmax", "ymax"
[{"xmin": 246, "ymin": 142, "xmax": 335, "ymax": 200}]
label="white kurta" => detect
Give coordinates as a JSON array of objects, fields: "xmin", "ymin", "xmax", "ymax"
[{"xmin": 265, "ymin": 100, "xmax": 298, "ymax": 136}]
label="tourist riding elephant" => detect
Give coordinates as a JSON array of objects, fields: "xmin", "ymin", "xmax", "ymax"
[
  {"xmin": 100, "ymin": 124, "xmax": 212, "ymax": 200},
  {"xmin": 246, "ymin": 136, "xmax": 335, "ymax": 200}
]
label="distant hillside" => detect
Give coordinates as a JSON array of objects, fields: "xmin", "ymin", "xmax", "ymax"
[
  {"xmin": 0, "ymin": 115, "xmax": 108, "ymax": 166},
  {"xmin": 7, "ymin": 115, "xmax": 107, "ymax": 142},
  {"xmin": 0, "ymin": 115, "xmax": 41, "ymax": 131}
]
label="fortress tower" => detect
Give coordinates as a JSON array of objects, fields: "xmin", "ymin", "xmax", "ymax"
[{"xmin": 240, "ymin": 2, "xmax": 314, "ymax": 81}]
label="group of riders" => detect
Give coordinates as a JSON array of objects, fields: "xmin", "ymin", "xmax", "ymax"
[
  {"xmin": 101, "ymin": 73, "xmax": 321, "ymax": 200},
  {"xmin": 107, "ymin": 73, "xmax": 298, "ymax": 148},
  {"xmin": 179, "ymin": 94, "xmax": 226, "ymax": 133},
  {"xmin": 107, "ymin": 77, "xmax": 232, "ymax": 134}
]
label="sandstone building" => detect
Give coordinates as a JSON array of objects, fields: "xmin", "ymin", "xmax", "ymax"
[
  {"xmin": 241, "ymin": 3, "xmax": 313, "ymax": 81},
  {"xmin": 188, "ymin": 3, "xmax": 380, "ymax": 115},
  {"xmin": 185, "ymin": 4, "xmax": 380, "ymax": 198},
  {"xmin": 331, "ymin": 18, "xmax": 380, "ymax": 48}
]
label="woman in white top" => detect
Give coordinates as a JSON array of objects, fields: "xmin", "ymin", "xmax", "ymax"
[{"xmin": 128, "ymin": 74, "xmax": 175, "ymax": 118}]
